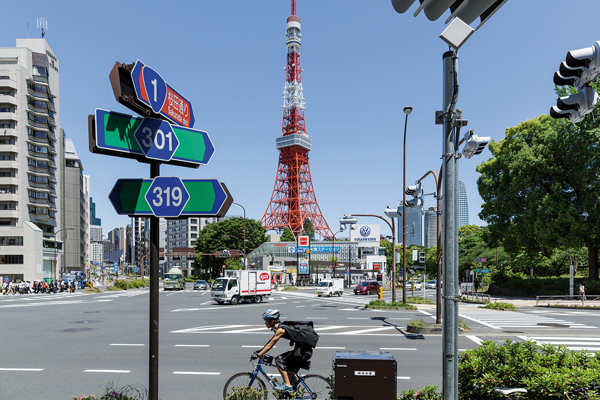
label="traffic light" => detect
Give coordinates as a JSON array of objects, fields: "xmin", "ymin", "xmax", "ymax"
[
  {"xmin": 551, "ymin": 41, "xmax": 600, "ymax": 124},
  {"xmin": 391, "ymin": 0, "xmax": 508, "ymax": 30},
  {"xmin": 553, "ymin": 41, "xmax": 600, "ymax": 90},
  {"xmin": 405, "ymin": 182, "xmax": 423, "ymax": 197},
  {"xmin": 419, "ymin": 251, "xmax": 426, "ymax": 264},
  {"xmin": 220, "ymin": 250, "xmax": 231, "ymax": 258},
  {"xmin": 405, "ymin": 197, "xmax": 422, "ymax": 209},
  {"xmin": 339, "ymin": 215, "xmax": 358, "ymax": 231},
  {"xmin": 550, "ymin": 86, "xmax": 599, "ymax": 124},
  {"xmin": 462, "ymin": 129, "xmax": 490, "ymax": 159}
]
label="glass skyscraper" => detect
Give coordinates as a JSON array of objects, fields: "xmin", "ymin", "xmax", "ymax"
[{"xmin": 458, "ymin": 180, "xmax": 469, "ymax": 228}]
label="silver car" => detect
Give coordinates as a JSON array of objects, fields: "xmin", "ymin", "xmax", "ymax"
[
  {"xmin": 425, "ymin": 280, "xmax": 437, "ymax": 290},
  {"xmin": 193, "ymin": 280, "xmax": 208, "ymax": 290}
]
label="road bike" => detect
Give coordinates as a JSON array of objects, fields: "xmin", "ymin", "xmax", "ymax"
[{"xmin": 223, "ymin": 354, "xmax": 330, "ymax": 399}]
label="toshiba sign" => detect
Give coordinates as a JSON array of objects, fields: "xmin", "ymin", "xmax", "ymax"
[
  {"xmin": 259, "ymin": 273, "xmax": 270, "ymax": 281},
  {"xmin": 298, "ymin": 236, "xmax": 309, "ymax": 246}
]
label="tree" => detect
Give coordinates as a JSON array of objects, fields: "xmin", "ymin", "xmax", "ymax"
[
  {"xmin": 477, "ymin": 110, "xmax": 600, "ymax": 281},
  {"xmin": 303, "ymin": 218, "xmax": 315, "ymax": 241},
  {"xmin": 194, "ymin": 218, "xmax": 267, "ymax": 278},
  {"xmin": 380, "ymin": 238, "xmax": 394, "ymax": 275},
  {"xmin": 280, "ymin": 227, "xmax": 296, "ymax": 242}
]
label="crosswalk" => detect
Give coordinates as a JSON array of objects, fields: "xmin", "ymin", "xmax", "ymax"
[
  {"xmin": 171, "ymin": 323, "xmax": 407, "ymax": 336},
  {"xmin": 459, "ymin": 310, "xmax": 598, "ymax": 330},
  {"xmin": 0, "ymin": 289, "xmax": 148, "ymax": 308},
  {"xmin": 518, "ymin": 336, "xmax": 600, "ymax": 351}
]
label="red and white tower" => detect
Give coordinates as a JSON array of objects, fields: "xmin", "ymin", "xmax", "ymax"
[{"xmin": 261, "ymin": 0, "xmax": 332, "ymax": 239}]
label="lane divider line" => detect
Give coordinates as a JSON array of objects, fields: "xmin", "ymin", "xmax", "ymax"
[
  {"xmin": 176, "ymin": 345, "xmax": 210, "ymax": 347},
  {"xmin": 0, "ymin": 368, "xmax": 44, "ymax": 371},
  {"xmin": 173, "ymin": 371, "xmax": 220, "ymax": 375},
  {"xmin": 84, "ymin": 369, "xmax": 130, "ymax": 373},
  {"xmin": 110, "ymin": 344, "xmax": 144, "ymax": 346}
]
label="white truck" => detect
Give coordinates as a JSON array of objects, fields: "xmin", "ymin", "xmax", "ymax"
[
  {"xmin": 315, "ymin": 278, "xmax": 344, "ymax": 297},
  {"xmin": 211, "ymin": 270, "xmax": 271, "ymax": 305}
]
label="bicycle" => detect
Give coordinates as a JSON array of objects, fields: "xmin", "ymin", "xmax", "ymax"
[
  {"xmin": 223, "ymin": 354, "xmax": 330, "ymax": 399},
  {"xmin": 564, "ymin": 384, "xmax": 600, "ymax": 400}
]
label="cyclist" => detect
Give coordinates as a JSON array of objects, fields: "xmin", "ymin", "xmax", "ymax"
[{"xmin": 251, "ymin": 309, "xmax": 313, "ymax": 392}]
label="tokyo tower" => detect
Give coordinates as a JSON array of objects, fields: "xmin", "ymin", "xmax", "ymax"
[{"xmin": 261, "ymin": 0, "xmax": 332, "ymax": 239}]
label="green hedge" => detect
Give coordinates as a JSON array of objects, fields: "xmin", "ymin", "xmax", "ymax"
[{"xmin": 113, "ymin": 279, "xmax": 150, "ymax": 290}]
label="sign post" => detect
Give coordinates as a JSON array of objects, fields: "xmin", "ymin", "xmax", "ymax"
[{"xmin": 90, "ymin": 60, "xmax": 233, "ymax": 400}]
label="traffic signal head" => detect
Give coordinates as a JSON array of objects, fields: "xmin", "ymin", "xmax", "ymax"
[
  {"xmin": 462, "ymin": 130, "xmax": 490, "ymax": 159},
  {"xmin": 405, "ymin": 182, "xmax": 423, "ymax": 197},
  {"xmin": 391, "ymin": 0, "xmax": 508, "ymax": 30},
  {"xmin": 553, "ymin": 41, "xmax": 600, "ymax": 90},
  {"xmin": 418, "ymin": 251, "xmax": 426, "ymax": 263},
  {"xmin": 550, "ymin": 86, "xmax": 599, "ymax": 124},
  {"xmin": 405, "ymin": 197, "xmax": 422, "ymax": 209},
  {"xmin": 339, "ymin": 215, "xmax": 358, "ymax": 231}
]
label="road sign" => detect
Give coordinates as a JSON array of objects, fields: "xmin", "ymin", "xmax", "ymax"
[
  {"xmin": 476, "ymin": 258, "xmax": 488, "ymax": 263},
  {"xmin": 476, "ymin": 268, "xmax": 490, "ymax": 274},
  {"xmin": 89, "ymin": 109, "xmax": 214, "ymax": 168},
  {"xmin": 109, "ymin": 178, "xmax": 232, "ymax": 218},
  {"xmin": 109, "ymin": 61, "xmax": 195, "ymax": 128}
]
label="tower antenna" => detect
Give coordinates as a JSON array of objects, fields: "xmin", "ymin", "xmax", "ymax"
[{"xmin": 291, "ymin": 0, "xmax": 296, "ymax": 16}]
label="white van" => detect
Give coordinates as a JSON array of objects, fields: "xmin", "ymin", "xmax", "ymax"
[{"xmin": 315, "ymin": 278, "xmax": 344, "ymax": 297}]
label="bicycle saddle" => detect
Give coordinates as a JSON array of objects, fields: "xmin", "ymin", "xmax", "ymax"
[{"xmin": 493, "ymin": 388, "xmax": 528, "ymax": 395}]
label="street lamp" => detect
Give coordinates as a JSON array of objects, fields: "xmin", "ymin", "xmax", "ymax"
[
  {"xmin": 330, "ymin": 230, "xmax": 343, "ymax": 279},
  {"xmin": 402, "ymin": 105, "xmax": 413, "ymax": 305},
  {"xmin": 52, "ymin": 228, "xmax": 73, "ymax": 281},
  {"xmin": 384, "ymin": 206, "xmax": 400, "ymax": 303},
  {"xmin": 232, "ymin": 202, "xmax": 247, "ymax": 269}
]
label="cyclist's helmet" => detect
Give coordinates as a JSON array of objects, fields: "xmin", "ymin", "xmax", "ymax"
[{"xmin": 262, "ymin": 309, "xmax": 280, "ymax": 321}]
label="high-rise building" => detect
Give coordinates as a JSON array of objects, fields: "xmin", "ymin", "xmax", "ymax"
[
  {"xmin": 90, "ymin": 197, "xmax": 101, "ymax": 226},
  {"xmin": 458, "ymin": 180, "xmax": 469, "ymax": 228},
  {"xmin": 83, "ymin": 175, "xmax": 90, "ymax": 270},
  {"xmin": 62, "ymin": 138, "xmax": 87, "ymax": 273},
  {"xmin": 424, "ymin": 207, "xmax": 437, "ymax": 248},
  {"xmin": 0, "ymin": 38, "xmax": 65, "ymax": 282},
  {"xmin": 89, "ymin": 225, "xmax": 102, "ymax": 266}
]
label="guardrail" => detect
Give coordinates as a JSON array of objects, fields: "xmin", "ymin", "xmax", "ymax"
[
  {"xmin": 461, "ymin": 291, "xmax": 490, "ymax": 302},
  {"xmin": 536, "ymin": 294, "xmax": 599, "ymax": 306}
]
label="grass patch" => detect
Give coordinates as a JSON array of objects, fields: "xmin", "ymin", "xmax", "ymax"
[
  {"xmin": 407, "ymin": 318, "xmax": 427, "ymax": 327},
  {"xmin": 479, "ymin": 301, "xmax": 516, "ymax": 311},
  {"xmin": 105, "ymin": 285, "xmax": 122, "ymax": 291},
  {"xmin": 458, "ymin": 318, "xmax": 470, "ymax": 331},
  {"xmin": 282, "ymin": 286, "xmax": 300, "ymax": 291},
  {"xmin": 406, "ymin": 296, "xmax": 432, "ymax": 304},
  {"xmin": 460, "ymin": 297, "xmax": 489, "ymax": 304},
  {"xmin": 365, "ymin": 300, "xmax": 417, "ymax": 310},
  {"xmin": 84, "ymin": 288, "xmax": 101, "ymax": 293}
]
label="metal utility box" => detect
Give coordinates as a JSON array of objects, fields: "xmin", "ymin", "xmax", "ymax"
[{"xmin": 334, "ymin": 351, "xmax": 397, "ymax": 400}]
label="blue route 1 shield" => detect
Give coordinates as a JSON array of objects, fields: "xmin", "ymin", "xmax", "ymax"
[
  {"xmin": 134, "ymin": 117, "xmax": 180, "ymax": 161},
  {"xmin": 142, "ymin": 66, "xmax": 168, "ymax": 114},
  {"xmin": 145, "ymin": 176, "xmax": 190, "ymax": 218}
]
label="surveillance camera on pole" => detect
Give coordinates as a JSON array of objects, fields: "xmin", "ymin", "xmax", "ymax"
[
  {"xmin": 339, "ymin": 215, "xmax": 358, "ymax": 231},
  {"xmin": 462, "ymin": 129, "xmax": 490, "ymax": 159},
  {"xmin": 551, "ymin": 41, "xmax": 600, "ymax": 124}
]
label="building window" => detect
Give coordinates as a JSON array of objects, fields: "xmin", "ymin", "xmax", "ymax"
[
  {"xmin": 191, "ymin": 226, "xmax": 197, "ymax": 232},
  {"xmin": 191, "ymin": 234, "xmax": 197, "ymax": 239},
  {"xmin": 27, "ymin": 113, "xmax": 47, "ymax": 124},
  {"xmin": 32, "ymin": 65, "xmax": 48, "ymax": 78},
  {"xmin": 28, "ymin": 143, "xmax": 49, "ymax": 154},
  {"xmin": 191, "ymin": 219, "xmax": 197, "ymax": 224},
  {"xmin": 0, "ymin": 236, "xmax": 23, "ymax": 245},
  {"xmin": 0, "ymin": 255, "xmax": 23, "ymax": 264}
]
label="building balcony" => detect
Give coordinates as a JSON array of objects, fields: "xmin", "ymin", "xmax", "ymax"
[
  {"xmin": 0, "ymin": 111, "xmax": 17, "ymax": 121},
  {"xmin": 0, "ymin": 95, "xmax": 17, "ymax": 106},
  {"xmin": 0, "ymin": 160, "xmax": 18, "ymax": 169},
  {"xmin": 0, "ymin": 143, "xmax": 17, "ymax": 152},
  {"xmin": 1, "ymin": 128, "xmax": 17, "ymax": 137},
  {"xmin": 0, "ymin": 79, "xmax": 17, "ymax": 90},
  {"xmin": 0, "ymin": 191, "xmax": 18, "ymax": 202},
  {"xmin": 0, "ymin": 209, "xmax": 19, "ymax": 219}
]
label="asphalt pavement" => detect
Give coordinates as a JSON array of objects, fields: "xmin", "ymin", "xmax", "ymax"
[{"xmin": 0, "ymin": 285, "xmax": 598, "ymax": 399}]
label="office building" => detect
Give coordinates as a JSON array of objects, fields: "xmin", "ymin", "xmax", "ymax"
[
  {"xmin": 458, "ymin": 180, "xmax": 469, "ymax": 228},
  {"xmin": 398, "ymin": 205, "xmax": 423, "ymax": 247},
  {"xmin": 0, "ymin": 38, "xmax": 65, "ymax": 282},
  {"xmin": 424, "ymin": 207, "xmax": 437, "ymax": 248}
]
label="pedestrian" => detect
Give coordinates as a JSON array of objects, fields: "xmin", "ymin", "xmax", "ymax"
[{"xmin": 579, "ymin": 282, "xmax": 586, "ymax": 304}]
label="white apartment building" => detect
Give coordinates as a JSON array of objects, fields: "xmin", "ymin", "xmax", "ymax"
[{"xmin": 0, "ymin": 38, "xmax": 64, "ymax": 282}]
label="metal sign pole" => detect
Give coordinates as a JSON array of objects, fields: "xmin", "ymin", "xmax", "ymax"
[{"xmin": 149, "ymin": 161, "xmax": 160, "ymax": 400}]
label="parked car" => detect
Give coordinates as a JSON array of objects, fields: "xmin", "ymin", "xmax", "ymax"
[
  {"xmin": 193, "ymin": 280, "xmax": 208, "ymax": 290},
  {"xmin": 425, "ymin": 280, "xmax": 437, "ymax": 290},
  {"xmin": 353, "ymin": 281, "xmax": 380, "ymax": 295},
  {"xmin": 409, "ymin": 281, "xmax": 422, "ymax": 290}
]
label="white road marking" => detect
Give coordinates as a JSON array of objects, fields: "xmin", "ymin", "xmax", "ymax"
[
  {"xmin": 173, "ymin": 371, "xmax": 220, "ymax": 375},
  {"xmin": 343, "ymin": 327, "xmax": 399, "ymax": 335},
  {"xmin": 306, "ymin": 317, "xmax": 327, "ymax": 319},
  {"xmin": 296, "ymin": 306, "xmax": 305, "ymax": 308},
  {"xmin": 171, "ymin": 302, "xmax": 286, "ymax": 312},
  {"xmin": 0, "ymin": 368, "xmax": 44, "ymax": 371},
  {"xmin": 110, "ymin": 344, "xmax": 144, "ymax": 346},
  {"xmin": 175, "ymin": 345, "xmax": 209, "ymax": 347},
  {"xmin": 84, "ymin": 369, "xmax": 130, "ymax": 373},
  {"xmin": 397, "ymin": 377, "xmax": 411, "ymax": 380},
  {"xmin": 242, "ymin": 345, "xmax": 275, "ymax": 348},
  {"xmin": 347, "ymin": 318, "xmax": 368, "ymax": 320},
  {"xmin": 465, "ymin": 335, "xmax": 483, "ymax": 345},
  {"xmin": 317, "ymin": 347, "xmax": 345, "ymax": 349},
  {"xmin": 380, "ymin": 348, "xmax": 417, "ymax": 351},
  {"xmin": 314, "ymin": 326, "xmax": 350, "ymax": 331}
]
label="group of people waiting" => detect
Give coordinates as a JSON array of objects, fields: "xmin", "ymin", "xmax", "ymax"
[{"xmin": 2, "ymin": 279, "xmax": 78, "ymax": 295}]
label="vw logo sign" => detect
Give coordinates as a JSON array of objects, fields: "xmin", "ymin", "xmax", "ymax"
[{"xmin": 359, "ymin": 226, "xmax": 371, "ymax": 237}]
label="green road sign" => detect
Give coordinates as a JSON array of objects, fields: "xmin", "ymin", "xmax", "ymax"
[
  {"xmin": 89, "ymin": 109, "xmax": 214, "ymax": 168},
  {"xmin": 109, "ymin": 178, "xmax": 232, "ymax": 218}
]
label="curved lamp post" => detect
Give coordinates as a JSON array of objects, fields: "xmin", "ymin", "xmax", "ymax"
[
  {"xmin": 52, "ymin": 227, "xmax": 73, "ymax": 281},
  {"xmin": 232, "ymin": 202, "xmax": 247, "ymax": 269}
]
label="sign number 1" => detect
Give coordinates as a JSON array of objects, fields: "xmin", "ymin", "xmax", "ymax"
[
  {"xmin": 152, "ymin": 186, "xmax": 182, "ymax": 207},
  {"xmin": 151, "ymin": 78, "xmax": 157, "ymax": 102}
]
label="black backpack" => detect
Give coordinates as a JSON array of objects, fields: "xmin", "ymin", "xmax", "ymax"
[{"xmin": 280, "ymin": 321, "xmax": 319, "ymax": 348}]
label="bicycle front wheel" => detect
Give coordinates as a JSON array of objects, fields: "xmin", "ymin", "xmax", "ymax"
[
  {"xmin": 223, "ymin": 372, "xmax": 268, "ymax": 400},
  {"xmin": 293, "ymin": 375, "xmax": 331, "ymax": 399}
]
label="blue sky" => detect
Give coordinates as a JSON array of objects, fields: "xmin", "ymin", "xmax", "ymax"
[{"xmin": 2, "ymin": 1, "xmax": 599, "ymax": 240}]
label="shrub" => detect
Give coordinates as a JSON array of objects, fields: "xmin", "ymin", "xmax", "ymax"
[
  {"xmin": 365, "ymin": 300, "xmax": 417, "ymax": 310},
  {"xmin": 458, "ymin": 340, "xmax": 600, "ymax": 399},
  {"xmin": 225, "ymin": 386, "xmax": 266, "ymax": 400},
  {"xmin": 407, "ymin": 318, "xmax": 427, "ymax": 328},
  {"xmin": 398, "ymin": 385, "xmax": 442, "ymax": 400},
  {"xmin": 406, "ymin": 296, "xmax": 433, "ymax": 304},
  {"xmin": 282, "ymin": 286, "xmax": 300, "ymax": 291},
  {"xmin": 73, "ymin": 383, "xmax": 147, "ymax": 400},
  {"xmin": 458, "ymin": 319, "xmax": 470, "ymax": 331},
  {"xmin": 479, "ymin": 302, "xmax": 517, "ymax": 311},
  {"xmin": 113, "ymin": 279, "xmax": 150, "ymax": 290}
]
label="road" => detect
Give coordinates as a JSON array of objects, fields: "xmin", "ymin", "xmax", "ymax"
[{"xmin": 0, "ymin": 287, "xmax": 598, "ymax": 399}]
